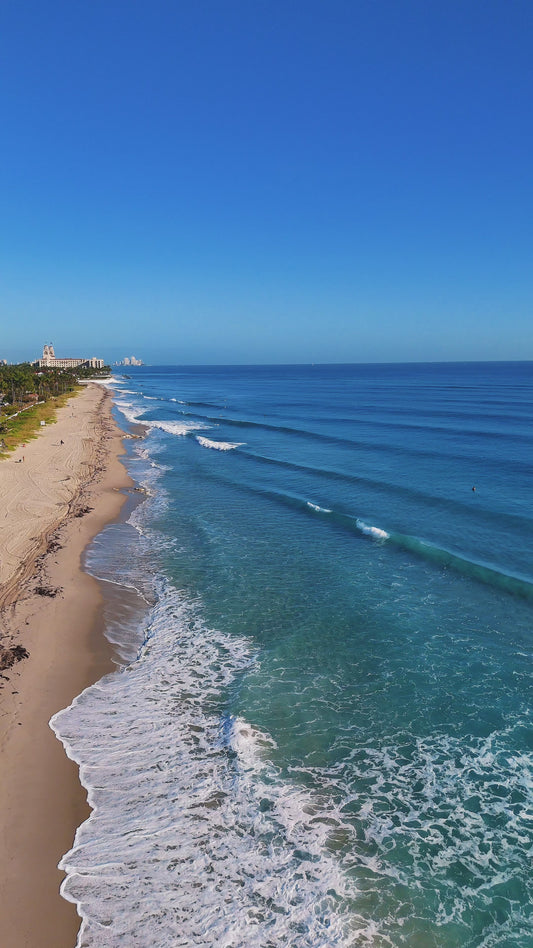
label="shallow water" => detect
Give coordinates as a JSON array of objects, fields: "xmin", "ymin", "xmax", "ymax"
[{"xmin": 52, "ymin": 363, "xmax": 533, "ymax": 947}]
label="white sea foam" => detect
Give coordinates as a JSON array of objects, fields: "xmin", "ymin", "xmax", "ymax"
[
  {"xmin": 333, "ymin": 726, "xmax": 533, "ymax": 940},
  {"xmin": 114, "ymin": 395, "xmax": 207, "ymax": 436},
  {"xmin": 114, "ymin": 402, "xmax": 148, "ymax": 426},
  {"xmin": 356, "ymin": 519, "xmax": 390, "ymax": 540},
  {"xmin": 146, "ymin": 419, "xmax": 208, "ymax": 436},
  {"xmin": 196, "ymin": 435, "xmax": 244, "ymax": 451},
  {"xmin": 51, "ymin": 574, "xmax": 359, "ymax": 948},
  {"xmin": 54, "ymin": 567, "xmax": 533, "ymax": 947},
  {"xmin": 307, "ymin": 501, "xmax": 332, "ymax": 513}
]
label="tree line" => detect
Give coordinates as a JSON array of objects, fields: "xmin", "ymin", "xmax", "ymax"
[{"xmin": 0, "ymin": 362, "xmax": 110, "ymax": 412}]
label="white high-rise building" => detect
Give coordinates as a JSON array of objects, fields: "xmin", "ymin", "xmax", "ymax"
[{"xmin": 115, "ymin": 355, "xmax": 143, "ymax": 366}]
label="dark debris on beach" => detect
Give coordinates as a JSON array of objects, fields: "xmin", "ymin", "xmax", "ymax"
[
  {"xmin": 73, "ymin": 505, "xmax": 94, "ymax": 518},
  {"xmin": 46, "ymin": 539, "xmax": 62, "ymax": 553},
  {"xmin": 34, "ymin": 584, "xmax": 62, "ymax": 598},
  {"xmin": 0, "ymin": 644, "xmax": 29, "ymax": 671}
]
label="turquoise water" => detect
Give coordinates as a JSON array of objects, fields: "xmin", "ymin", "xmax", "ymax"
[{"xmin": 53, "ymin": 363, "xmax": 533, "ymax": 947}]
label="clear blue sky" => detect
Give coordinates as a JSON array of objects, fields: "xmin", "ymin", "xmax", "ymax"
[{"xmin": 1, "ymin": 0, "xmax": 531, "ymax": 364}]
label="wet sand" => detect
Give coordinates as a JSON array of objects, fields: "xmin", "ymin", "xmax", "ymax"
[{"xmin": 0, "ymin": 383, "xmax": 132, "ymax": 948}]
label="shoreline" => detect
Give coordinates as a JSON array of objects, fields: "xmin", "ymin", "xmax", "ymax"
[{"xmin": 0, "ymin": 383, "xmax": 133, "ymax": 948}]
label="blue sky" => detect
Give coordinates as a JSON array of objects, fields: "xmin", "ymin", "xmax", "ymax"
[{"xmin": 1, "ymin": 0, "xmax": 531, "ymax": 364}]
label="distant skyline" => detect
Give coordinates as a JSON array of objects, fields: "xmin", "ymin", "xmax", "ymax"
[{"xmin": 1, "ymin": 1, "xmax": 532, "ymax": 365}]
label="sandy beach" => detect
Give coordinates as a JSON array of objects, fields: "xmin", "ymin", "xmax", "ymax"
[{"xmin": 0, "ymin": 383, "xmax": 131, "ymax": 948}]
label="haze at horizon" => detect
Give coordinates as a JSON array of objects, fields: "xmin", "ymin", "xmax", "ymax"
[{"xmin": 1, "ymin": 0, "xmax": 531, "ymax": 365}]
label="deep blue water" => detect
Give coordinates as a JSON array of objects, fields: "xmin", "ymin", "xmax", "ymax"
[{"xmin": 53, "ymin": 363, "xmax": 533, "ymax": 947}]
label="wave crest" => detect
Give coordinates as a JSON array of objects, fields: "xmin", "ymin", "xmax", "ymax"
[
  {"xmin": 196, "ymin": 436, "xmax": 244, "ymax": 451},
  {"xmin": 307, "ymin": 501, "xmax": 332, "ymax": 514},
  {"xmin": 146, "ymin": 419, "xmax": 208, "ymax": 436},
  {"xmin": 356, "ymin": 519, "xmax": 390, "ymax": 541}
]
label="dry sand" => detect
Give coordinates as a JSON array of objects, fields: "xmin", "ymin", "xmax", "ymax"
[{"xmin": 0, "ymin": 383, "xmax": 133, "ymax": 948}]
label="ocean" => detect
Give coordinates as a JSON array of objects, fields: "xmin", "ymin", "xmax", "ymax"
[{"xmin": 51, "ymin": 362, "xmax": 533, "ymax": 948}]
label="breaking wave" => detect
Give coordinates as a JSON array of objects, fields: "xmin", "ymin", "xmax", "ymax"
[
  {"xmin": 356, "ymin": 519, "xmax": 390, "ymax": 540},
  {"xmin": 144, "ymin": 419, "xmax": 208, "ymax": 437},
  {"xmin": 306, "ymin": 501, "xmax": 332, "ymax": 514},
  {"xmin": 196, "ymin": 436, "xmax": 244, "ymax": 451}
]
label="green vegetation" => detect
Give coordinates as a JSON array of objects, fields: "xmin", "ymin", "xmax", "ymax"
[{"xmin": 0, "ymin": 361, "xmax": 110, "ymax": 456}]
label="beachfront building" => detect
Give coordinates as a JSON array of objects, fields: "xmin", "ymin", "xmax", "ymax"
[{"xmin": 35, "ymin": 344, "xmax": 105, "ymax": 370}]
